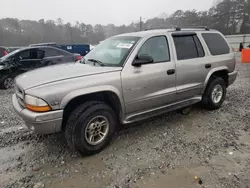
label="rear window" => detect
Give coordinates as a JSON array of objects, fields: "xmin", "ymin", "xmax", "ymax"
[{"xmin": 202, "ymin": 33, "xmax": 230, "ymax": 55}]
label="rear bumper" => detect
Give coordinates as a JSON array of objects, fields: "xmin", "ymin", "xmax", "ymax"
[
  {"xmin": 12, "ymin": 94, "xmax": 63, "ymax": 134},
  {"xmin": 228, "ymin": 71, "xmax": 238, "ymax": 86}
]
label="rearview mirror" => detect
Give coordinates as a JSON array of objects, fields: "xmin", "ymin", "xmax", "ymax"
[{"xmin": 132, "ymin": 54, "xmax": 154, "ymax": 66}]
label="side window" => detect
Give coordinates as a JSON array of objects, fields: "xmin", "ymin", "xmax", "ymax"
[
  {"xmin": 37, "ymin": 49, "xmax": 45, "ymax": 59},
  {"xmin": 19, "ymin": 50, "xmax": 31, "ymax": 60},
  {"xmin": 138, "ymin": 36, "xmax": 170, "ymax": 63},
  {"xmin": 45, "ymin": 48, "xmax": 63, "ymax": 57},
  {"xmin": 193, "ymin": 36, "xmax": 205, "ymax": 57},
  {"xmin": 202, "ymin": 33, "xmax": 230, "ymax": 55},
  {"xmin": 173, "ymin": 35, "xmax": 204, "ymax": 60}
]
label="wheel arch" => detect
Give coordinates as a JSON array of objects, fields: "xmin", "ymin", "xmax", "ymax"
[
  {"xmin": 202, "ymin": 67, "xmax": 229, "ymax": 94},
  {"xmin": 60, "ymin": 86, "xmax": 125, "ymax": 131}
]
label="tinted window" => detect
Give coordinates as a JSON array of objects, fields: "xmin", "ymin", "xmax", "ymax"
[
  {"xmin": 173, "ymin": 35, "xmax": 197, "ymax": 60},
  {"xmin": 173, "ymin": 35, "xmax": 204, "ymax": 60},
  {"xmin": 18, "ymin": 49, "xmax": 43, "ymax": 60},
  {"xmin": 19, "ymin": 50, "xmax": 31, "ymax": 59},
  {"xmin": 138, "ymin": 36, "xmax": 170, "ymax": 62},
  {"xmin": 45, "ymin": 48, "xmax": 63, "ymax": 57},
  {"xmin": 37, "ymin": 50, "xmax": 45, "ymax": 59},
  {"xmin": 202, "ymin": 33, "xmax": 230, "ymax": 55},
  {"xmin": 193, "ymin": 36, "xmax": 205, "ymax": 57}
]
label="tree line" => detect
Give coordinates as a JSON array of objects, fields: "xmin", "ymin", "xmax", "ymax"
[{"xmin": 0, "ymin": 0, "xmax": 249, "ymax": 46}]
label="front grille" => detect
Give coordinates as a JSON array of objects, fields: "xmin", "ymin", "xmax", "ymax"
[{"xmin": 15, "ymin": 85, "xmax": 25, "ymax": 108}]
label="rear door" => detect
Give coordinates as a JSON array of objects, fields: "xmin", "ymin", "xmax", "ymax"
[{"xmin": 171, "ymin": 32, "xmax": 210, "ymax": 100}]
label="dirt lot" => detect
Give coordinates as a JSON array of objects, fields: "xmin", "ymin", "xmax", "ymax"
[{"xmin": 0, "ymin": 55, "xmax": 250, "ymax": 188}]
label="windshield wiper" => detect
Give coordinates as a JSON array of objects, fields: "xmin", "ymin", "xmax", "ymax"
[{"xmin": 87, "ymin": 59, "xmax": 105, "ymax": 66}]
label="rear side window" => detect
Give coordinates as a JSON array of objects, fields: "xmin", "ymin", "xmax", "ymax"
[
  {"xmin": 44, "ymin": 48, "xmax": 63, "ymax": 57},
  {"xmin": 173, "ymin": 35, "xmax": 204, "ymax": 60},
  {"xmin": 202, "ymin": 33, "xmax": 230, "ymax": 55}
]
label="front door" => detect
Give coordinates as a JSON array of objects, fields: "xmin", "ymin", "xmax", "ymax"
[
  {"xmin": 122, "ymin": 35, "xmax": 177, "ymax": 115},
  {"xmin": 15, "ymin": 49, "xmax": 42, "ymax": 74}
]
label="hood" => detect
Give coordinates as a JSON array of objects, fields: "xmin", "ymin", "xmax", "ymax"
[{"xmin": 15, "ymin": 63, "xmax": 122, "ymax": 90}]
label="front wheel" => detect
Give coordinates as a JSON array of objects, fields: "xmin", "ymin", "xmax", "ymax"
[
  {"xmin": 65, "ymin": 101, "xmax": 117, "ymax": 156},
  {"xmin": 0, "ymin": 76, "xmax": 14, "ymax": 89},
  {"xmin": 202, "ymin": 77, "xmax": 227, "ymax": 110}
]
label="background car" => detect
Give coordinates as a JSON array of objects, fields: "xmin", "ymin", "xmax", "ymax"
[
  {"xmin": 0, "ymin": 46, "xmax": 82, "ymax": 89},
  {"xmin": 0, "ymin": 46, "xmax": 8, "ymax": 58}
]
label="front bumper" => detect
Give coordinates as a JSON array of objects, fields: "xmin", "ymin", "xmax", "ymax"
[
  {"xmin": 12, "ymin": 94, "xmax": 63, "ymax": 134},
  {"xmin": 228, "ymin": 71, "xmax": 238, "ymax": 86}
]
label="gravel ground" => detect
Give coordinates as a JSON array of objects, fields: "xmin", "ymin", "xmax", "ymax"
[{"xmin": 0, "ymin": 55, "xmax": 250, "ymax": 188}]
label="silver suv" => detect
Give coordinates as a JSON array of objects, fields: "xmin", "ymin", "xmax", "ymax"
[{"xmin": 12, "ymin": 28, "xmax": 237, "ymax": 156}]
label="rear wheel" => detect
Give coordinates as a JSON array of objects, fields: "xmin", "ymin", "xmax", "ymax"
[
  {"xmin": 202, "ymin": 77, "xmax": 226, "ymax": 110},
  {"xmin": 65, "ymin": 101, "xmax": 117, "ymax": 156},
  {"xmin": 0, "ymin": 76, "xmax": 14, "ymax": 89}
]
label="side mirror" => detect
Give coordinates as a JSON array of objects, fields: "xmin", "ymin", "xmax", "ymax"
[{"xmin": 132, "ymin": 54, "xmax": 154, "ymax": 66}]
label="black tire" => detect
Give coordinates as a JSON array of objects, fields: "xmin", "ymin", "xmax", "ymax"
[
  {"xmin": 202, "ymin": 77, "xmax": 227, "ymax": 110},
  {"xmin": 65, "ymin": 101, "xmax": 117, "ymax": 156},
  {"xmin": 0, "ymin": 76, "xmax": 14, "ymax": 89}
]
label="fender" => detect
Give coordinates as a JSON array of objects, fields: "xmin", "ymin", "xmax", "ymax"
[
  {"xmin": 202, "ymin": 66, "xmax": 229, "ymax": 94},
  {"xmin": 60, "ymin": 85, "xmax": 125, "ymax": 116}
]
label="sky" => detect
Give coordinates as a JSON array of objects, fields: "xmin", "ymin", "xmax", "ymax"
[{"xmin": 1, "ymin": 0, "xmax": 214, "ymax": 26}]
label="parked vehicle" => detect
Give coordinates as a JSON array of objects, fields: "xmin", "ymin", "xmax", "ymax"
[
  {"xmin": 57, "ymin": 44, "xmax": 90, "ymax": 56},
  {"xmin": 30, "ymin": 43, "xmax": 90, "ymax": 57},
  {"xmin": 6, "ymin": 47, "xmax": 22, "ymax": 53},
  {"xmin": 13, "ymin": 27, "xmax": 237, "ymax": 156},
  {"xmin": 0, "ymin": 46, "xmax": 8, "ymax": 58},
  {"xmin": 0, "ymin": 46, "xmax": 81, "ymax": 89}
]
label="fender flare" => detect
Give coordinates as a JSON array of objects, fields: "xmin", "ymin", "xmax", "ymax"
[
  {"xmin": 60, "ymin": 85, "xmax": 125, "ymax": 115},
  {"xmin": 202, "ymin": 66, "xmax": 229, "ymax": 94}
]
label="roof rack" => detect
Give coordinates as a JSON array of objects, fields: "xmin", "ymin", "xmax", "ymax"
[
  {"xmin": 179, "ymin": 26, "xmax": 210, "ymax": 31},
  {"xmin": 29, "ymin": 42, "xmax": 57, "ymax": 47},
  {"xmin": 144, "ymin": 26, "xmax": 179, "ymax": 31},
  {"xmin": 145, "ymin": 26, "xmax": 210, "ymax": 31}
]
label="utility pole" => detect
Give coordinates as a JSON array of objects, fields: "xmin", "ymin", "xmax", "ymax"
[{"xmin": 139, "ymin": 17, "xmax": 142, "ymax": 31}]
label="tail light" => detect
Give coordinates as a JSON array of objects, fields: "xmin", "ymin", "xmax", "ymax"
[
  {"xmin": 3, "ymin": 50, "xmax": 7, "ymax": 56},
  {"xmin": 76, "ymin": 55, "xmax": 82, "ymax": 61}
]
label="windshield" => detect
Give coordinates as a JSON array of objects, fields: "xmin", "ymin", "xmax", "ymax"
[
  {"xmin": 83, "ymin": 36, "xmax": 140, "ymax": 67},
  {"xmin": 0, "ymin": 49, "xmax": 21, "ymax": 61}
]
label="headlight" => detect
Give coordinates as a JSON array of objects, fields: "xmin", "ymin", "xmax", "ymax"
[{"xmin": 24, "ymin": 95, "xmax": 51, "ymax": 112}]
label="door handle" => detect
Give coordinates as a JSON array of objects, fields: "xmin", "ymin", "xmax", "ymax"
[
  {"xmin": 167, "ymin": 69, "xmax": 175, "ymax": 75},
  {"xmin": 205, "ymin": 63, "xmax": 211, "ymax": 69}
]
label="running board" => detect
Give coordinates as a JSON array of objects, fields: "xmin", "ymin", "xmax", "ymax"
[{"xmin": 123, "ymin": 96, "xmax": 202, "ymax": 124}]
